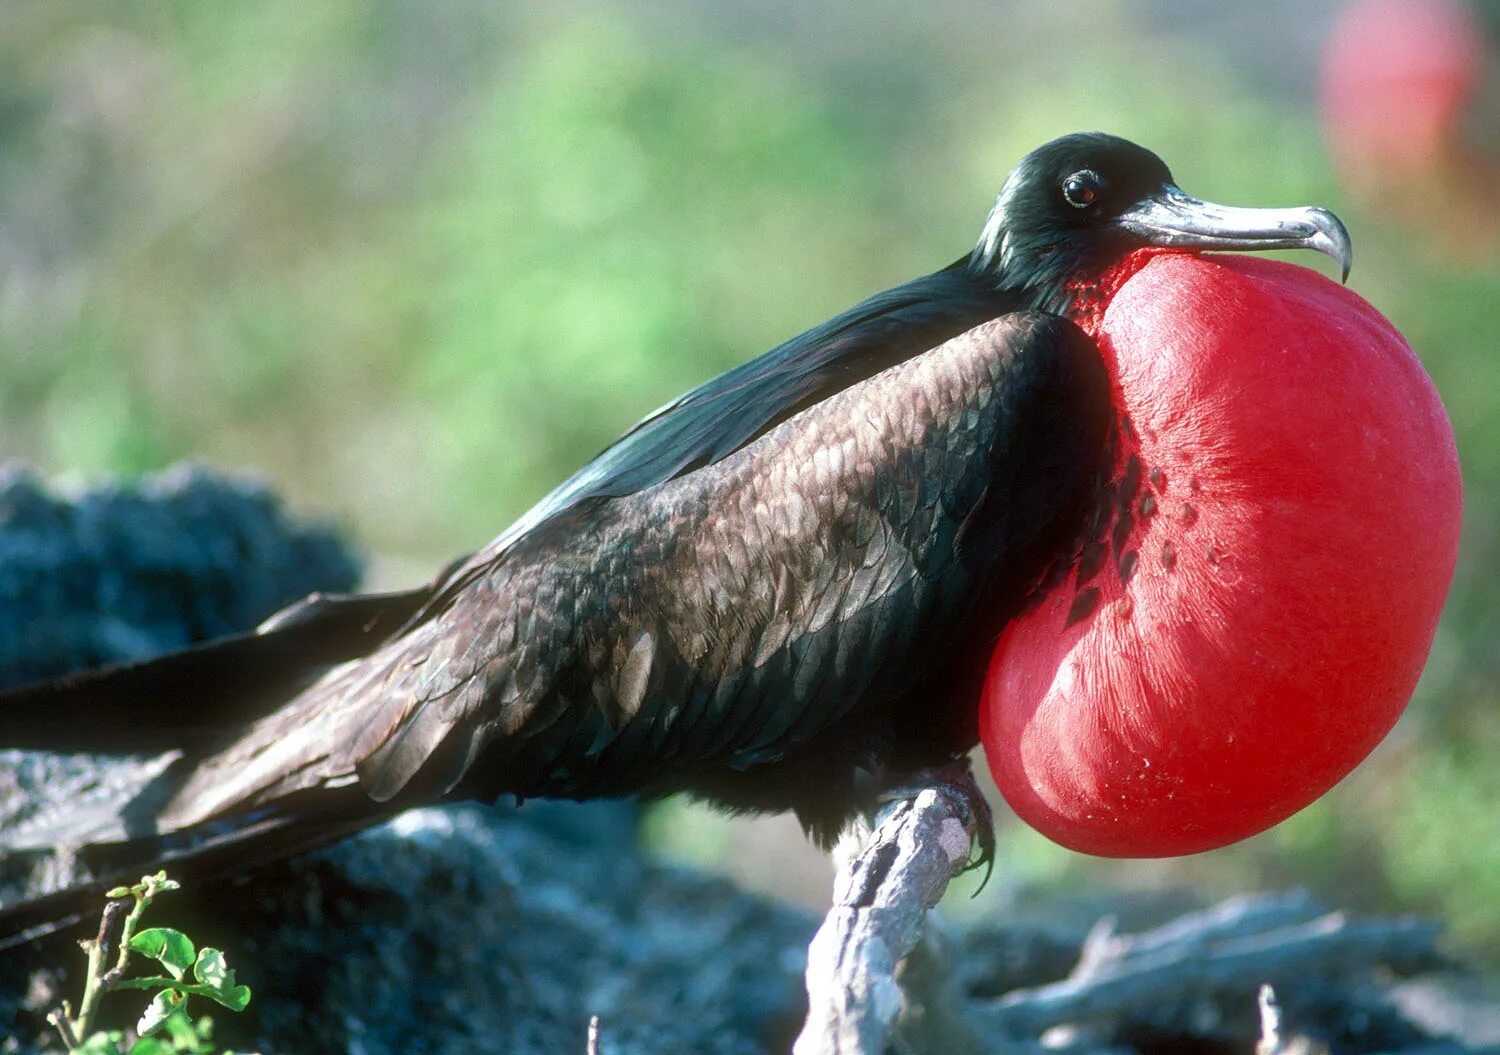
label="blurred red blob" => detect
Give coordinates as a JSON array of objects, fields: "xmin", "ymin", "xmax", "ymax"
[
  {"xmin": 1324, "ymin": 0, "xmax": 1482, "ymax": 176},
  {"xmin": 980, "ymin": 253, "xmax": 1461, "ymax": 858},
  {"xmin": 1321, "ymin": 0, "xmax": 1498, "ymax": 252}
]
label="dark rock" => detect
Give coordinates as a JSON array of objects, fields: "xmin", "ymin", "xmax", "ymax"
[
  {"xmin": 237, "ymin": 802, "xmax": 813, "ymax": 1055},
  {"xmin": 1, "ymin": 796, "xmax": 817, "ymax": 1054},
  {"xmin": 0, "ymin": 463, "xmax": 366, "ymax": 947},
  {"xmin": 0, "ymin": 462, "xmax": 361, "ymax": 690}
]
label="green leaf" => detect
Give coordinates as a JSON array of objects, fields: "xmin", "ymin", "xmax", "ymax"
[
  {"xmin": 78, "ymin": 1031, "xmax": 125, "ymax": 1055},
  {"xmin": 129, "ymin": 928, "xmax": 196, "ymax": 979},
  {"xmin": 106, "ymin": 886, "xmax": 133, "ymax": 899},
  {"xmin": 193, "ymin": 947, "xmax": 252, "ymax": 1011},
  {"xmin": 162, "ymin": 1007, "xmax": 205, "ymax": 1049},
  {"xmin": 136, "ymin": 988, "xmax": 182, "ymax": 1037},
  {"xmin": 192, "ymin": 947, "xmax": 228, "ymax": 988},
  {"xmin": 126, "ymin": 1037, "xmax": 171, "ymax": 1055}
]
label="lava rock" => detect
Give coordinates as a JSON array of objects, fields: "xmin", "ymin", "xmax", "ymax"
[{"xmin": 0, "ymin": 462, "xmax": 361, "ymax": 690}]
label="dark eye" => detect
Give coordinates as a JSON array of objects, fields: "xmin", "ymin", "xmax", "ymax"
[{"xmin": 1062, "ymin": 170, "xmax": 1106, "ymax": 209}]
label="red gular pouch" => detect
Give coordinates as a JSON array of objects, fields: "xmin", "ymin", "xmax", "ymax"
[{"xmin": 981, "ymin": 252, "xmax": 1462, "ymax": 857}]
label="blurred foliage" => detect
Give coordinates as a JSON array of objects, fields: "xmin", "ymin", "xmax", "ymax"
[{"xmin": 2, "ymin": 2, "xmax": 1497, "ymax": 956}]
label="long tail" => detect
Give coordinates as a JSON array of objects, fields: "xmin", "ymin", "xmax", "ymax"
[
  {"xmin": 0, "ymin": 585, "xmax": 437, "ymax": 946},
  {"xmin": 2, "ymin": 587, "xmax": 432, "ymax": 754},
  {"xmin": 0, "ymin": 789, "xmax": 396, "ymax": 949}
]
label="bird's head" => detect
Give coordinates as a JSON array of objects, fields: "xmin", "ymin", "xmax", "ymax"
[{"xmin": 971, "ymin": 132, "xmax": 1353, "ymax": 313}]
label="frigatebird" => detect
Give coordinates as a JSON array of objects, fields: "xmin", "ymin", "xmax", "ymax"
[{"xmin": 0, "ymin": 133, "xmax": 1352, "ymax": 935}]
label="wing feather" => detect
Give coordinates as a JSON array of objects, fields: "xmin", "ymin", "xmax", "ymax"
[
  {"xmin": 341, "ymin": 312, "xmax": 1108, "ymax": 803},
  {"xmin": 160, "ymin": 309, "xmax": 1113, "ymax": 832}
]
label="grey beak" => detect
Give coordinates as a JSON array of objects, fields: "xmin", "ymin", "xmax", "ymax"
[{"xmin": 1115, "ymin": 185, "xmax": 1353, "ymax": 283}]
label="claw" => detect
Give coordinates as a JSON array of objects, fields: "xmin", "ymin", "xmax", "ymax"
[{"xmin": 875, "ymin": 756, "xmax": 997, "ymax": 891}]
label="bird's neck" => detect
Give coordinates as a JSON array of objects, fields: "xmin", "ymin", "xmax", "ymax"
[
  {"xmin": 968, "ymin": 242, "xmax": 1085, "ymax": 316},
  {"xmin": 1059, "ymin": 248, "xmax": 1175, "ymax": 336},
  {"xmin": 1013, "ymin": 247, "xmax": 1183, "ymax": 611},
  {"xmin": 971, "ymin": 244, "xmax": 1176, "ymax": 324}
]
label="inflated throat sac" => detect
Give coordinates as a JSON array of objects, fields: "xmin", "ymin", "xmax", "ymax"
[{"xmin": 981, "ymin": 252, "xmax": 1461, "ymax": 857}]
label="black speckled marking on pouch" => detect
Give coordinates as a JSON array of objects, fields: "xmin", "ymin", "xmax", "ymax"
[{"xmin": 1066, "ymin": 586, "xmax": 1102, "ymax": 628}]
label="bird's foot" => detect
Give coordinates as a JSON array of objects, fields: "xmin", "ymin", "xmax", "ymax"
[{"xmin": 876, "ymin": 757, "xmax": 996, "ymax": 887}]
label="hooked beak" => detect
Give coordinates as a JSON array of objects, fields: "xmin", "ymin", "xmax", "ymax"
[{"xmin": 1115, "ymin": 185, "xmax": 1353, "ymax": 283}]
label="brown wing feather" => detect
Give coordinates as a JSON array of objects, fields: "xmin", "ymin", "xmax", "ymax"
[{"xmin": 159, "ymin": 312, "xmax": 1107, "ymax": 832}]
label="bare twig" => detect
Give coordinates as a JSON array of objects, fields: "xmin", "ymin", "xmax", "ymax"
[
  {"xmin": 1074, "ymin": 891, "xmax": 1326, "ymax": 978},
  {"xmin": 1256, "ymin": 983, "xmax": 1331, "ymax": 1055},
  {"xmin": 979, "ymin": 912, "xmax": 1442, "ymax": 1037},
  {"xmin": 1257, "ymin": 984, "xmax": 1284, "ymax": 1055},
  {"xmin": 793, "ymin": 785, "xmax": 981, "ymax": 1055}
]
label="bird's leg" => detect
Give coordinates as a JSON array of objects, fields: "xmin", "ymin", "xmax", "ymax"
[{"xmin": 876, "ymin": 756, "xmax": 997, "ymax": 884}]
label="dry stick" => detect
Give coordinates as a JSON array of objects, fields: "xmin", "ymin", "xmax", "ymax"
[
  {"xmin": 793, "ymin": 786, "xmax": 981, "ymax": 1055},
  {"xmin": 979, "ymin": 913, "xmax": 1441, "ymax": 1038},
  {"xmin": 1073, "ymin": 890, "xmax": 1327, "ymax": 980},
  {"xmin": 1257, "ymin": 984, "xmax": 1285, "ymax": 1055}
]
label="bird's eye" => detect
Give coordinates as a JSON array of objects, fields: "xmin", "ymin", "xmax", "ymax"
[{"xmin": 1062, "ymin": 170, "xmax": 1106, "ymax": 209}]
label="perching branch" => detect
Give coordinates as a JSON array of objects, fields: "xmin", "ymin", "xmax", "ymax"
[
  {"xmin": 792, "ymin": 783, "xmax": 1449, "ymax": 1055},
  {"xmin": 794, "ymin": 782, "xmax": 983, "ymax": 1055}
]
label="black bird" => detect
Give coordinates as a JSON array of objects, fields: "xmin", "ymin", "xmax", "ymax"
[{"xmin": 0, "ymin": 133, "xmax": 1351, "ymax": 936}]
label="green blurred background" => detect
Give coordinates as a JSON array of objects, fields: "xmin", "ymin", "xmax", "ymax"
[{"xmin": 3, "ymin": 1, "xmax": 1497, "ymax": 955}]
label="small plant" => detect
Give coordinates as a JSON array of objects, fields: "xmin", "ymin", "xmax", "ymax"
[{"xmin": 47, "ymin": 872, "xmax": 252, "ymax": 1055}]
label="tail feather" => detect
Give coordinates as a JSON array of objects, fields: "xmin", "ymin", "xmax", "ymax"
[
  {"xmin": 0, "ymin": 786, "xmax": 398, "ymax": 949},
  {"xmin": 0, "ymin": 586, "xmax": 433, "ymax": 755},
  {"xmin": 0, "ymin": 581, "xmax": 450, "ymax": 946}
]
